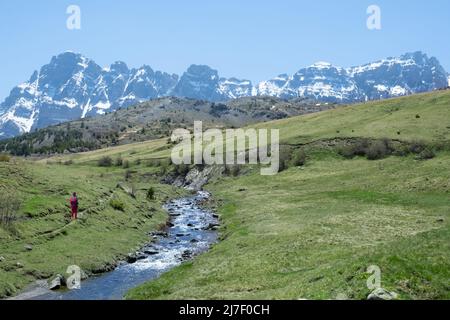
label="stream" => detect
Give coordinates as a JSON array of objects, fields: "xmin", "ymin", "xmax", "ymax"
[{"xmin": 30, "ymin": 191, "xmax": 219, "ymax": 300}]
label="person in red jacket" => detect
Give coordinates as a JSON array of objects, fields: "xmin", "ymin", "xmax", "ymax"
[{"xmin": 70, "ymin": 192, "xmax": 79, "ymax": 220}]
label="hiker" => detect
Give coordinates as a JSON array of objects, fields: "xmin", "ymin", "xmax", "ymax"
[{"xmin": 70, "ymin": 192, "xmax": 79, "ymax": 220}]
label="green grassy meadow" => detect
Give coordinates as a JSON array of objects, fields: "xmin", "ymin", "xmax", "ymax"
[
  {"xmin": 0, "ymin": 155, "xmax": 185, "ymax": 298},
  {"xmin": 127, "ymin": 91, "xmax": 450, "ymax": 300},
  {"xmin": 1, "ymin": 90, "xmax": 449, "ymax": 299}
]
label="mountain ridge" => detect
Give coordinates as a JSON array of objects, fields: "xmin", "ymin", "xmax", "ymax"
[{"xmin": 0, "ymin": 51, "xmax": 448, "ymax": 139}]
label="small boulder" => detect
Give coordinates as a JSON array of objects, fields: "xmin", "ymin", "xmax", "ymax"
[
  {"xmin": 151, "ymin": 231, "xmax": 168, "ymax": 237},
  {"xmin": 169, "ymin": 213, "xmax": 181, "ymax": 217},
  {"xmin": 136, "ymin": 253, "xmax": 147, "ymax": 261},
  {"xmin": 176, "ymin": 233, "xmax": 190, "ymax": 237},
  {"xmin": 182, "ymin": 250, "xmax": 193, "ymax": 259},
  {"xmin": 205, "ymin": 223, "xmax": 220, "ymax": 231},
  {"xmin": 367, "ymin": 288, "xmax": 398, "ymax": 300},
  {"xmin": 126, "ymin": 254, "xmax": 138, "ymax": 264},
  {"xmin": 144, "ymin": 249, "xmax": 159, "ymax": 255},
  {"xmin": 49, "ymin": 274, "xmax": 65, "ymax": 290},
  {"xmin": 0, "ymin": 256, "xmax": 4, "ymax": 262},
  {"xmin": 80, "ymin": 269, "xmax": 89, "ymax": 281},
  {"xmin": 24, "ymin": 244, "xmax": 33, "ymax": 251}
]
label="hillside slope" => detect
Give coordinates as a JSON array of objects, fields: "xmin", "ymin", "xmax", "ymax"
[
  {"xmin": 126, "ymin": 90, "xmax": 450, "ymax": 300},
  {"xmin": 252, "ymin": 89, "xmax": 450, "ymax": 145},
  {"xmin": 0, "ymin": 96, "xmax": 332, "ymax": 155}
]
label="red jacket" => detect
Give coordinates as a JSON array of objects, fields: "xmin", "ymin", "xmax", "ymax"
[{"xmin": 70, "ymin": 196, "xmax": 78, "ymax": 209}]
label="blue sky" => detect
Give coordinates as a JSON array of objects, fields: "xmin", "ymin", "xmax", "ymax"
[{"xmin": 0, "ymin": 0, "xmax": 449, "ymax": 99}]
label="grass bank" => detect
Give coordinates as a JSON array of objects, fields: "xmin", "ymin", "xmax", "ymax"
[{"xmin": 0, "ymin": 155, "xmax": 185, "ymax": 298}]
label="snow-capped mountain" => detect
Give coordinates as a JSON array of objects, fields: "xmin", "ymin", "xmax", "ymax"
[
  {"xmin": 172, "ymin": 65, "xmax": 254, "ymax": 101},
  {"xmin": 258, "ymin": 62, "xmax": 363, "ymax": 102},
  {"xmin": 0, "ymin": 51, "xmax": 448, "ymax": 138},
  {"xmin": 258, "ymin": 52, "xmax": 448, "ymax": 102},
  {"xmin": 0, "ymin": 52, "xmax": 179, "ymax": 138}
]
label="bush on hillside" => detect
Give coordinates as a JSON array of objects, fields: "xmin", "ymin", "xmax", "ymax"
[
  {"xmin": 115, "ymin": 157, "xmax": 123, "ymax": 167},
  {"xmin": 339, "ymin": 139, "xmax": 391, "ymax": 160},
  {"xmin": 122, "ymin": 160, "xmax": 130, "ymax": 169},
  {"xmin": 0, "ymin": 193, "xmax": 20, "ymax": 229},
  {"xmin": 416, "ymin": 148, "xmax": 436, "ymax": 160},
  {"xmin": 290, "ymin": 149, "xmax": 307, "ymax": 167},
  {"xmin": 110, "ymin": 198, "xmax": 125, "ymax": 211},
  {"xmin": 365, "ymin": 140, "xmax": 390, "ymax": 160},
  {"xmin": 98, "ymin": 156, "xmax": 113, "ymax": 167},
  {"xmin": 0, "ymin": 154, "xmax": 10, "ymax": 162},
  {"xmin": 278, "ymin": 145, "xmax": 294, "ymax": 172},
  {"xmin": 338, "ymin": 139, "xmax": 370, "ymax": 159},
  {"xmin": 147, "ymin": 187, "xmax": 155, "ymax": 200},
  {"xmin": 408, "ymin": 141, "xmax": 427, "ymax": 154}
]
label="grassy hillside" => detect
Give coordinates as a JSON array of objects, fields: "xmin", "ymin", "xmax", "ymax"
[
  {"xmin": 252, "ymin": 90, "xmax": 450, "ymax": 145},
  {"xmin": 1, "ymin": 90, "xmax": 449, "ymax": 299},
  {"xmin": 0, "ymin": 96, "xmax": 332, "ymax": 156},
  {"xmin": 0, "ymin": 153, "xmax": 186, "ymax": 298},
  {"xmin": 127, "ymin": 90, "xmax": 450, "ymax": 300}
]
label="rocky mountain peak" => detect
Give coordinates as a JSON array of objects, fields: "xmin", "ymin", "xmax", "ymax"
[{"xmin": 0, "ymin": 51, "xmax": 447, "ymax": 139}]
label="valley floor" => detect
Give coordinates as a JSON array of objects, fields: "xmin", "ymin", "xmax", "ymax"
[{"xmin": 127, "ymin": 151, "xmax": 450, "ymax": 300}]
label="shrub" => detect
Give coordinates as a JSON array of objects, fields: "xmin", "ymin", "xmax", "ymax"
[
  {"xmin": 278, "ymin": 146, "xmax": 293, "ymax": 172},
  {"xmin": 291, "ymin": 150, "xmax": 307, "ymax": 167},
  {"xmin": 0, "ymin": 193, "xmax": 20, "ymax": 229},
  {"xmin": 0, "ymin": 154, "xmax": 11, "ymax": 162},
  {"xmin": 408, "ymin": 141, "xmax": 426, "ymax": 154},
  {"xmin": 339, "ymin": 139, "xmax": 390, "ymax": 160},
  {"xmin": 392, "ymin": 145, "xmax": 410, "ymax": 157},
  {"xmin": 365, "ymin": 141, "xmax": 389, "ymax": 160},
  {"xmin": 338, "ymin": 139, "xmax": 369, "ymax": 159},
  {"xmin": 122, "ymin": 160, "xmax": 130, "ymax": 169},
  {"xmin": 110, "ymin": 198, "xmax": 125, "ymax": 211},
  {"xmin": 416, "ymin": 148, "xmax": 436, "ymax": 160},
  {"xmin": 338, "ymin": 146, "xmax": 357, "ymax": 159},
  {"xmin": 98, "ymin": 156, "xmax": 113, "ymax": 167},
  {"xmin": 115, "ymin": 157, "xmax": 123, "ymax": 167},
  {"xmin": 147, "ymin": 187, "xmax": 155, "ymax": 200},
  {"xmin": 230, "ymin": 165, "xmax": 241, "ymax": 177},
  {"xmin": 125, "ymin": 170, "xmax": 132, "ymax": 181}
]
